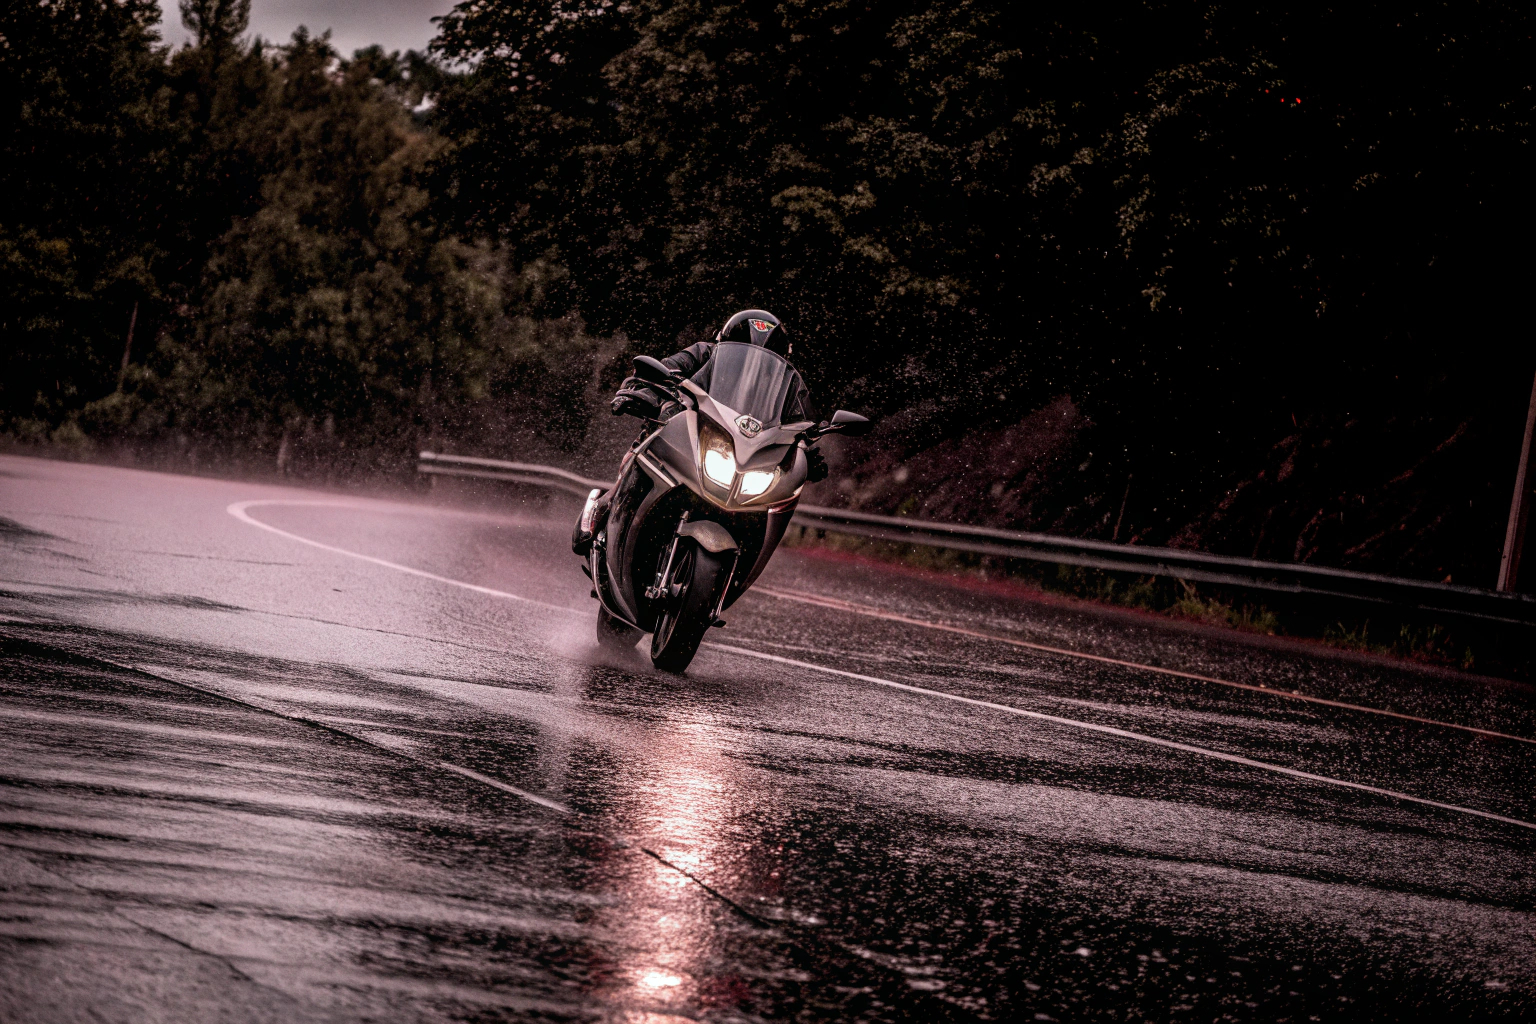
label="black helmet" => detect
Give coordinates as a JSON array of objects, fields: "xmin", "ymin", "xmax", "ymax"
[{"xmin": 717, "ymin": 309, "xmax": 789, "ymax": 356}]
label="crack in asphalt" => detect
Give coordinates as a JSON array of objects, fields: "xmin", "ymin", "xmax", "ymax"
[{"xmin": 5, "ymin": 630, "xmax": 978, "ymax": 1021}]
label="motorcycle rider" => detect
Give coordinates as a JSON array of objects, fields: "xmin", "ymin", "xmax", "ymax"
[
  {"xmin": 574, "ymin": 309, "xmax": 827, "ymax": 555},
  {"xmin": 610, "ymin": 309, "xmax": 815, "ymax": 426}
]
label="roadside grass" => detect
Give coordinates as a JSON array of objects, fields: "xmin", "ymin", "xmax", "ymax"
[
  {"xmin": 1169, "ymin": 580, "xmax": 1282, "ymax": 635},
  {"xmin": 1322, "ymin": 620, "xmax": 1476, "ymax": 671}
]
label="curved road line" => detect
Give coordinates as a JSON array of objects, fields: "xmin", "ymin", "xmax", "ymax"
[
  {"xmin": 226, "ymin": 499, "xmax": 1536, "ymax": 832},
  {"xmin": 754, "ymin": 585, "xmax": 1536, "ymax": 746},
  {"xmin": 234, "ymin": 498, "xmax": 1535, "ymax": 746},
  {"xmin": 228, "ymin": 499, "xmax": 576, "ymax": 616}
]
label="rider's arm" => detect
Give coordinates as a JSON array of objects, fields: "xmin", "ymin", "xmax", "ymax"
[
  {"xmin": 612, "ymin": 341, "xmax": 715, "ymax": 418},
  {"xmin": 784, "ymin": 377, "xmax": 815, "ymax": 425},
  {"xmin": 661, "ymin": 341, "xmax": 715, "ymax": 378},
  {"xmin": 791, "ymin": 382, "xmax": 830, "ymax": 481}
]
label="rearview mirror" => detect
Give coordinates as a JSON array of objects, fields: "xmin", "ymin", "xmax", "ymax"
[
  {"xmin": 633, "ymin": 355, "xmax": 679, "ymax": 386},
  {"xmin": 825, "ymin": 410, "xmax": 871, "ymax": 436}
]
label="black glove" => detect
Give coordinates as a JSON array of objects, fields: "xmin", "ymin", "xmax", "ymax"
[
  {"xmin": 805, "ymin": 445, "xmax": 829, "ymax": 483},
  {"xmin": 611, "ymin": 380, "xmax": 661, "ymax": 418}
]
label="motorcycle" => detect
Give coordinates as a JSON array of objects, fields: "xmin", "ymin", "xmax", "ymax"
[{"xmin": 574, "ymin": 342, "xmax": 869, "ymax": 672}]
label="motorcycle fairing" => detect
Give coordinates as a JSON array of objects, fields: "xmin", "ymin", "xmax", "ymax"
[{"xmin": 596, "ymin": 378, "xmax": 814, "ymax": 629}]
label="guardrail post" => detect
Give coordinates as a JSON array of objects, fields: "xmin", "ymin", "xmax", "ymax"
[{"xmin": 1498, "ymin": 371, "xmax": 1536, "ymax": 593}]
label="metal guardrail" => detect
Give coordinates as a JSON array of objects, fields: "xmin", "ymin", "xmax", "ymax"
[
  {"xmin": 418, "ymin": 450, "xmax": 1536, "ymax": 627},
  {"xmin": 417, "ymin": 451, "xmax": 604, "ymax": 497}
]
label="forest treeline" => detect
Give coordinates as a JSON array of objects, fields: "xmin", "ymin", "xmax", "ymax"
[
  {"xmin": 3, "ymin": 0, "xmax": 1535, "ymax": 586},
  {"xmin": 3, "ymin": 0, "xmax": 605, "ymax": 476}
]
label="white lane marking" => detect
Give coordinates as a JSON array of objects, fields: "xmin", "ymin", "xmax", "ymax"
[
  {"xmin": 226, "ymin": 499, "xmax": 1536, "ymax": 832},
  {"xmin": 370, "ymin": 726, "xmax": 573, "ymax": 813},
  {"xmin": 227, "ymin": 500, "xmax": 576, "ymax": 616},
  {"xmin": 125, "ymin": 652, "xmax": 576, "ymax": 816},
  {"xmin": 431, "ymin": 759, "xmax": 572, "ymax": 814},
  {"xmin": 754, "ymin": 585, "xmax": 1536, "ymax": 746},
  {"xmin": 704, "ymin": 643, "xmax": 1536, "ymax": 832}
]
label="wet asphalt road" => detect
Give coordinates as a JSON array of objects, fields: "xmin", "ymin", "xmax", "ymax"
[{"xmin": 1, "ymin": 454, "xmax": 1534, "ymax": 1023}]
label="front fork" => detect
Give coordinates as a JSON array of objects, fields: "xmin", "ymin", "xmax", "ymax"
[
  {"xmin": 645, "ymin": 512, "xmax": 688, "ymax": 602},
  {"xmin": 710, "ymin": 549, "xmax": 740, "ymax": 627},
  {"xmin": 645, "ymin": 512, "xmax": 739, "ymax": 627}
]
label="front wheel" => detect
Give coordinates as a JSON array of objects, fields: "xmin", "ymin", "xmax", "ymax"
[{"xmin": 650, "ymin": 541, "xmax": 729, "ymax": 672}]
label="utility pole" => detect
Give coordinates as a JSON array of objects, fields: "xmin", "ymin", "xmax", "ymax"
[
  {"xmin": 1497, "ymin": 370, "xmax": 1536, "ymax": 592},
  {"xmin": 117, "ymin": 301, "xmax": 138, "ymax": 392},
  {"xmin": 1112, "ymin": 474, "xmax": 1133, "ymax": 542}
]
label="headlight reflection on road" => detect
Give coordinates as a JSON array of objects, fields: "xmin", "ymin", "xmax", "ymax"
[{"xmin": 621, "ymin": 721, "xmax": 740, "ymax": 1007}]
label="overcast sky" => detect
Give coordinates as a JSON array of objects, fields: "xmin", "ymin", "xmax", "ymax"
[{"xmin": 156, "ymin": 0, "xmax": 458, "ymax": 57}]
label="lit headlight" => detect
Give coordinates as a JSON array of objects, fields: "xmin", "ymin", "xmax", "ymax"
[
  {"xmin": 738, "ymin": 470, "xmax": 776, "ymax": 496},
  {"xmin": 703, "ymin": 448, "xmax": 736, "ymax": 486},
  {"xmin": 699, "ymin": 420, "xmax": 738, "ymax": 488}
]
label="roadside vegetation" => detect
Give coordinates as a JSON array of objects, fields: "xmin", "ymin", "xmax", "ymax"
[
  {"xmin": 3, "ymin": 0, "xmax": 603, "ymax": 478},
  {"xmin": 3, "ymin": 0, "xmax": 1535, "ymax": 592}
]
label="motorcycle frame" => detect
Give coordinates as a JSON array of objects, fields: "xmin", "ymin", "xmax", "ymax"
[{"xmin": 591, "ymin": 382, "xmax": 812, "ymax": 632}]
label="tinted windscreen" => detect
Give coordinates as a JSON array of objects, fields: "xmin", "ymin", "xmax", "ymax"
[{"xmin": 693, "ymin": 342, "xmax": 803, "ymax": 426}]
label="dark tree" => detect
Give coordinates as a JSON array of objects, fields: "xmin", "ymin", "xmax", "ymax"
[{"xmin": 430, "ymin": 0, "xmax": 1536, "ymax": 583}]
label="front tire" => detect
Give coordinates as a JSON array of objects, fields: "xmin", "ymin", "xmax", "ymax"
[
  {"xmin": 596, "ymin": 607, "xmax": 642, "ymax": 650},
  {"xmin": 649, "ymin": 541, "xmax": 729, "ymax": 673}
]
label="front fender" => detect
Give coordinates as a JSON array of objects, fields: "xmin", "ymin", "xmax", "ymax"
[{"xmin": 677, "ymin": 520, "xmax": 738, "ymax": 553}]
